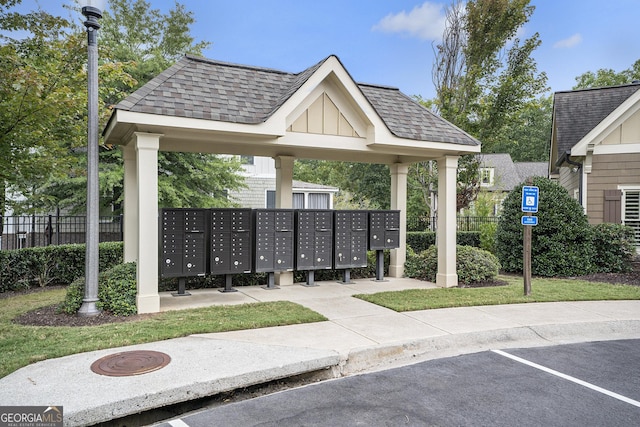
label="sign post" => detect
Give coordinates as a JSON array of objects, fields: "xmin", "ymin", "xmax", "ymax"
[{"xmin": 521, "ymin": 186, "xmax": 539, "ymax": 296}]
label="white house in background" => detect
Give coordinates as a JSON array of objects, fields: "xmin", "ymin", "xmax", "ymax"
[{"xmin": 230, "ymin": 156, "xmax": 338, "ymax": 209}]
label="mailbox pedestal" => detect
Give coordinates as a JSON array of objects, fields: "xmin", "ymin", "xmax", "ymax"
[{"xmin": 368, "ymin": 210, "xmax": 400, "ymax": 282}]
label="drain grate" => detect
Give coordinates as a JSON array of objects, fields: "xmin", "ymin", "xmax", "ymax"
[{"xmin": 91, "ymin": 350, "xmax": 171, "ymax": 377}]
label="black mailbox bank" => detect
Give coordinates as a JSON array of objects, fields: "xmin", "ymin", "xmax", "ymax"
[
  {"xmin": 368, "ymin": 210, "xmax": 401, "ymax": 281},
  {"xmin": 253, "ymin": 209, "xmax": 295, "ymax": 289},
  {"xmin": 160, "ymin": 208, "xmax": 208, "ymax": 295},
  {"xmin": 333, "ymin": 210, "xmax": 368, "ymax": 283},
  {"xmin": 210, "ymin": 208, "xmax": 252, "ymax": 292},
  {"xmin": 295, "ymin": 209, "xmax": 333, "ymax": 286}
]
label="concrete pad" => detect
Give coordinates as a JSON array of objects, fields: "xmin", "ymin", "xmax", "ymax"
[
  {"xmin": 474, "ymin": 302, "xmax": 611, "ymax": 326},
  {"xmin": 341, "ymin": 277, "xmax": 438, "ymax": 294},
  {"xmin": 159, "ymin": 289, "xmax": 258, "ymax": 312},
  {"xmin": 565, "ymin": 300, "xmax": 640, "ymax": 320},
  {"xmin": 195, "ymin": 321, "xmax": 377, "ymax": 353},
  {"xmin": 0, "ymin": 337, "xmax": 339, "ymax": 427},
  {"xmin": 297, "ymin": 296, "xmax": 396, "ymax": 320},
  {"xmin": 238, "ymin": 282, "xmax": 356, "ymax": 302},
  {"xmin": 333, "ymin": 313, "xmax": 448, "ymax": 344},
  {"xmin": 406, "ymin": 306, "xmax": 521, "ymax": 334}
]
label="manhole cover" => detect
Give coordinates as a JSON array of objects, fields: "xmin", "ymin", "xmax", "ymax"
[{"xmin": 91, "ymin": 350, "xmax": 171, "ymax": 377}]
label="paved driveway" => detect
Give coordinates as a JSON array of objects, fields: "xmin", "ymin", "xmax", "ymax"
[{"xmin": 158, "ymin": 339, "xmax": 640, "ymax": 427}]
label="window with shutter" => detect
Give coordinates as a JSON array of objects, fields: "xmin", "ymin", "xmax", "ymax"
[{"xmin": 621, "ymin": 188, "xmax": 640, "ymax": 249}]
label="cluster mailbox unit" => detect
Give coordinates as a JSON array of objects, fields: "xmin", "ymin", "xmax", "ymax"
[
  {"xmin": 333, "ymin": 210, "xmax": 369, "ymax": 283},
  {"xmin": 368, "ymin": 210, "xmax": 401, "ymax": 281},
  {"xmin": 295, "ymin": 210, "xmax": 333, "ymax": 286},
  {"xmin": 253, "ymin": 209, "xmax": 295, "ymax": 289},
  {"xmin": 210, "ymin": 208, "xmax": 252, "ymax": 292},
  {"xmin": 160, "ymin": 208, "xmax": 208, "ymax": 295},
  {"xmin": 160, "ymin": 208, "xmax": 401, "ymax": 293}
]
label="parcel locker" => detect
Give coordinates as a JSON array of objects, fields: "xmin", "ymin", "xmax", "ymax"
[
  {"xmin": 159, "ymin": 208, "xmax": 207, "ymax": 278},
  {"xmin": 295, "ymin": 210, "xmax": 333, "ymax": 271},
  {"xmin": 210, "ymin": 208, "xmax": 252, "ymax": 275},
  {"xmin": 368, "ymin": 210, "xmax": 401, "ymax": 250},
  {"xmin": 333, "ymin": 210, "xmax": 368, "ymax": 269},
  {"xmin": 253, "ymin": 209, "xmax": 295, "ymax": 272}
]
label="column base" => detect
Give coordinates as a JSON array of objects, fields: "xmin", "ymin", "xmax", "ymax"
[
  {"xmin": 388, "ymin": 264, "xmax": 404, "ymax": 278},
  {"xmin": 275, "ymin": 271, "xmax": 294, "ymax": 286},
  {"xmin": 137, "ymin": 294, "xmax": 160, "ymax": 314},
  {"xmin": 436, "ymin": 273, "xmax": 458, "ymax": 288}
]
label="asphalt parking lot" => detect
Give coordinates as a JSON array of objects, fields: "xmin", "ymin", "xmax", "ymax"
[{"xmin": 158, "ymin": 339, "xmax": 640, "ymax": 427}]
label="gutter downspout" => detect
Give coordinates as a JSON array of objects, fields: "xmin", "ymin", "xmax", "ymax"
[{"xmin": 564, "ymin": 155, "xmax": 583, "ymax": 207}]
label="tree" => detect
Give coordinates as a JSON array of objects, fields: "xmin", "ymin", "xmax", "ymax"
[
  {"xmin": 432, "ymin": 0, "xmax": 548, "ymax": 150},
  {"xmin": 495, "ymin": 177, "xmax": 595, "ymax": 276},
  {"xmin": 0, "ymin": 1, "xmax": 87, "ymax": 215},
  {"xmin": 32, "ymin": 0, "xmax": 245, "ymax": 213},
  {"xmin": 573, "ymin": 59, "xmax": 640, "ymax": 89}
]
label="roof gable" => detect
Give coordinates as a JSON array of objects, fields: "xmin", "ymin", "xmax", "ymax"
[
  {"xmin": 551, "ymin": 83, "xmax": 640, "ymax": 163},
  {"xmin": 113, "ymin": 54, "xmax": 479, "ymax": 147}
]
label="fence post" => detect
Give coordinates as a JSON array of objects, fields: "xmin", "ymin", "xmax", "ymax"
[{"xmin": 46, "ymin": 215, "xmax": 53, "ymax": 246}]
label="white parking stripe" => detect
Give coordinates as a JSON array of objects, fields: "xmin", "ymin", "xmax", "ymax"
[
  {"xmin": 492, "ymin": 349, "xmax": 640, "ymax": 408},
  {"xmin": 168, "ymin": 419, "xmax": 190, "ymax": 427}
]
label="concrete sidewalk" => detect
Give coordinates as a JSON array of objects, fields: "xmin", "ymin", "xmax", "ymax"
[{"xmin": 1, "ymin": 278, "xmax": 639, "ymax": 426}]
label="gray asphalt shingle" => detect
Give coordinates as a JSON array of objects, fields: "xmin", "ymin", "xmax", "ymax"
[
  {"xmin": 553, "ymin": 83, "xmax": 640, "ymax": 159},
  {"xmin": 115, "ymin": 55, "xmax": 479, "ymax": 147}
]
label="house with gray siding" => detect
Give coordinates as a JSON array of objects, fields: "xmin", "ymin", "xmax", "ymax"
[{"xmin": 549, "ymin": 83, "xmax": 640, "ymax": 249}]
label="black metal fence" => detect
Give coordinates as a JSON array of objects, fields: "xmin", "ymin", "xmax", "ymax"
[
  {"xmin": 0, "ymin": 214, "xmax": 123, "ymax": 250},
  {"xmin": 0, "ymin": 213, "xmax": 497, "ymax": 250},
  {"xmin": 407, "ymin": 215, "xmax": 499, "ymax": 232}
]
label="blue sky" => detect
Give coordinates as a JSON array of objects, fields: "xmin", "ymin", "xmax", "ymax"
[{"xmin": 15, "ymin": 0, "xmax": 640, "ymax": 99}]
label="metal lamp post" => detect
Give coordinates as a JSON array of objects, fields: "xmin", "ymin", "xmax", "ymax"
[{"xmin": 78, "ymin": 0, "xmax": 106, "ymax": 316}]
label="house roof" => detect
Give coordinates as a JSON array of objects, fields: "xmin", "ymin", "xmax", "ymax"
[
  {"xmin": 551, "ymin": 83, "xmax": 640, "ymax": 165},
  {"xmin": 479, "ymin": 153, "xmax": 547, "ymax": 192},
  {"xmin": 113, "ymin": 54, "xmax": 479, "ymax": 147}
]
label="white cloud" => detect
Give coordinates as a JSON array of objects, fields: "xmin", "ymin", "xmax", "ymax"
[
  {"xmin": 553, "ymin": 33, "xmax": 583, "ymax": 48},
  {"xmin": 372, "ymin": 2, "xmax": 447, "ymax": 41}
]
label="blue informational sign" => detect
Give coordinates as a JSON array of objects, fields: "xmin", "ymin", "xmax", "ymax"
[
  {"xmin": 521, "ymin": 186, "xmax": 539, "ymax": 213},
  {"xmin": 521, "ymin": 216, "xmax": 538, "ymax": 226}
]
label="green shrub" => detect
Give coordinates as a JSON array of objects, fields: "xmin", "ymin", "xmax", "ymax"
[
  {"xmin": 0, "ymin": 242, "xmax": 123, "ymax": 293},
  {"xmin": 496, "ymin": 177, "xmax": 595, "ymax": 277},
  {"xmin": 59, "ymin": 262, "xmax": 137, "ymax": 316},
  {"xmin": 591, "ymin": 223, "xmax": 636, "ymax": 273},
  {"xmin": 404, "ymin": 245, "xmax": 500, "ymax": 285},
  {"xmin": 479, "ymin": 222, "xmax": 497, "ymax": 254},
  {"xmin": 457, "ymin": 231, "xmax": 480, "ymax": 247},
  {"xmin": 407, "ymin": 232, "xmax": 435, "ymax": 253}
]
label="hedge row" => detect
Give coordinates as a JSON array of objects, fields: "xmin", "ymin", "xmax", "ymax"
[
  {"xmin": 0, "ymin": 242, "xmax": 123, "ymax": 292},
  {"xmin": 406, "ymin": 231, "xmax": 481, "ymax": 253}
]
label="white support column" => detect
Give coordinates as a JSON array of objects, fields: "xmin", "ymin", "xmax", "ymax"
[
  {"xmin": 134, "ymin": 132, "xmax": 162, "ymax": 313},
  {"xmin": 389, "ymin": 163, "xmax": 409, "ymax": 277},
  {"xmin": 436, "ymin": 156, "xmax": 459, "ymax": 287},
  {"xmin": 122, "ymin": 143, "xmax": 137, "ymax": 263},
  {"xmin": 274, "ymin": 155, "xmax": 294, "ymax": 286}
]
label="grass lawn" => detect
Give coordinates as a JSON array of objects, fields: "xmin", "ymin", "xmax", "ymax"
[
  {"xmin": 0, "ymin": 289, "xmax": 327, "ymax": 379},
  {"xmin": 354, "ymin": 275, "xmax": 640, "ymax": 312}
]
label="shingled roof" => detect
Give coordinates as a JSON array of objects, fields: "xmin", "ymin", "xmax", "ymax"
[
  {"xmin": 552, "ymin": 83, "xmax": 640, "ymax": 161},
  {"xmin": 114, "ymin": 54, "xmax": 479, "ymax": 147}
]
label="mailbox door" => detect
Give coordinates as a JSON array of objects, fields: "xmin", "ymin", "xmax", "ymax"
[
  {"xmin": 255, "ymin": 231, "xmax": 274, "ymax": 272},
  {"xmin": 296, "ymin": 230, "xmax": 315, "ymax": 269},
  {"xmin": 368, "ymin": 211, "xmax": 386, "ymax": 250},
  {"xmin": 184, "ymin": 231, "xmax": 206, "ymax": 275},
  {"xmin": 351, "ymin": 230, "xmax": 368, "ymax": 267},
  {"xmin": 275, "ymin": 230, "xmax": 294, "ymax": 270},
  {"xmin": 209, "ymin": 231, "xmax": 229, "ymax": 274},
  {"xmin": 229, "ymin": 230, "xmax": 252, "ymax": 273},
  {"xmin": 314, "ymin": 229, "xmax": 333, "ymax": 269}
]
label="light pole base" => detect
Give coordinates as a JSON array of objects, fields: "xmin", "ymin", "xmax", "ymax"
[{"xmin": 78, "ymin": 299, "xmax": 101, "ymax": 317}]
